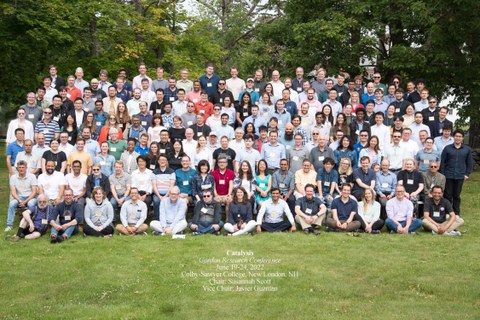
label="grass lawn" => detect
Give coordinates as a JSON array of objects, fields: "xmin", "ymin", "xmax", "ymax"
[{"xmin": 1, "ymin": 146, "xmax": 479, "ymax": 319}]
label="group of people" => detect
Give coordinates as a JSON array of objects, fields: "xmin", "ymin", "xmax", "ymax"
[{"xmin": 5, "ymin": 63, "xmax": 473, "ymax": 242}]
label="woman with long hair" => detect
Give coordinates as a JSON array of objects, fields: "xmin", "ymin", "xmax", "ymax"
[
  {"xmin": 146, "ymin": 142, "xmax": 160, "ymax": 171},
  {"xmin": 244, "ymin": 122, "xmax": 258, "ymax": 140},
  {"xmin": 334, "ymin": 136, "xmax": 357, "ymax": 170},
  {"xmin": 148, "ymin": 114, "xmax": 166, "ymax": 144},
  {"xmin": 330, "ymin": 112, "xmax": 350, "ymax": 138},
  {"xmin": 263, "ymin": 83, "xmax": 277, "ymax": 105},
  {"xmin": 192, "ymin": 135, "xmax": 213, "ymax": 169},
  {"xmin": 236, "ymin": 91, "xmax": 253, "ymax": 126},
  {"xmin": 402, "ymin": 104, "xmax": 415, "ymax": 127},
  {"xmin": 258, "ymin": 92, "xmax": 274, "ymax": 120},
  {"xmin": 349, "ymin": 91, "xmax": 364, "ymax": 112},
  {"xmin": 79, "ymin": 111, "xmax": 98, "ymax": 139},
  {"xmin": 336, "ymin": 157, "xmax": 354, "ymax": 194},
  {"xmin": 357, "ymin": 188, "xmax": 384, "ymax": 233},
  {"xmin": 83, "ymin": 187, "xmax": 115, "ymax": 238},
  {"xmin": 93, "ymin": 141, "xmax": 116, "ymax": 177},
  {"xmin": 254, "ymin": 159, "xmax": 272, "ymax": 207},
  {"xmin": 322, "ymin": 104, "xmax": 334, "ymax": 128},
  {"xmin": 116, "ymin": 102, "xmax": 131, "ymax": 130},
  {"xmin": 384, "ymin": 104, "xmax": 396, "ymax": 127},
  {"xmin": 221, "ymin": 96, "xmax": 236, "ymax": 127},
  {"xmin": 168, "ymin": 116, "xmax": 186, "ymax": 142},
  {"xmin": 168, "ymin": 140, "xmax": 186, "ymax": 171},
  {"xmin": 98, "ymin": 114, "xmax": 123, "ymax": 144},
  {"xmin": 192, "ymin": 159, "xmax": 215, "ymax": 203},
  {"xmin": 224, "ymin": 187, "xmax": 256, "ymax": 236},
  {"xmin": 233, "ymin": 160, "xmax": 256, "ymax": 200},
  {"xmin": 63, "ymin": 114, "xmax": 78, "ymax": 145},
  {"xmin": 358, "ymin": 135, "xmax": 383, "ymax": 167}
]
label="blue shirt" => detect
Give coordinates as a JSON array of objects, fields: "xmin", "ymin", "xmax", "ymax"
[
  {"xmin": 352, "ymin": 167, "xmax": 376, "ymax": 195},
  {"xmin": 260, "ymin": 143, "xmax": 286, "ymax": 170},
  {"xmin": 175, "ymin": 168, "xmax": 197, "ymax": 195},
  {"xmin": 239, "ymin": 90, "xmax": 260, "ymax": 105},
  {"xmin": 375, "ymin": 171, "xmax": 397, "ymax": 196},
  {"xmin": 316, "ymin": 168, "xmax": 339, "ymax": 195},
  {"xmin": 134, "ymin": 145, "xmax": 150, "ymax": 156},
  {"xmin": 93, "ymin": 111, "xmax": 109, "ymax": 135},
  {"xmin": 331, "ymin": 197, "xmax": 357, "ymax": 220},
  {"xmin": 164, "ymin": 88, "xmax": 178, "ymax": 104},
  {"xmin": 199, "ymin": 74, "xmax": 220, "ymax": 97},
  {"xmin": 138, "ymin": 113, "xmax": 153, "ymax": 132},
  {"xmin": 242, "ymin": 115, "xmax": 268, "ymax": 136},
  {"xmin": 93, "ymin": 154, "xmax": 116, "ymax": 177},
  {"xmin": 415, "ymin": 149, "xmax": 440, "ymax": 173},
  {"xmin": 440, "ymin": 144, "xmax": 473, "ymax": 179},
  {"xmin": 284, "ymin": 101, "xmax": 298, "ymax": 118},
  {"xmin": 6, "ymin": 141, "xmax": 24, "ymax": 165}
]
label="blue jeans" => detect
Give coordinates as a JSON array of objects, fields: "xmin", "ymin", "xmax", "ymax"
[
  {"xmin": 153, "ymin": 194, "xmax": 167, "ymax": 220},
  {"xmin": 321, "ymin": 192, "xmax": 338, "ymax": 209},
  {"xmin": 50, "ymin": 224, "xmax": 78, "ymax": 239},
  {"xmin": 190, "ymin": 220, "xmax": 224, "ymax": 234},
  {"xmin": 110, "ymin": 195, "xmax": 130, "ymax": 210},
  {"xmin": 7, "ymin": 197, "xmax": 37, "ymax": 226},
  {"xmin": 385, "ymin": 218, "xmax": 423, "ymax": 233}
]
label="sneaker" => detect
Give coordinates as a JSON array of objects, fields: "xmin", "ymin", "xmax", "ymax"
[
  {"xmin": 56, "ymin": 235, "xmax": 64, "ymax": 243},
  {"xmin": 191, "ymin": 231, "xmax": 199, "ymax": 236},
  {"xmin": 311, "ymin": 229, "xmax": 321, "ymax": 236},
  {"xmin": 4, "ymin": 226, "xmax": 12, "ymax": 232},
  {"xmin": 409, "ymin": 231, "xmax": 419, "ymax": 235},
  {"xmin": 8, "ymin": 235, "xmax": 21, "ymax": 242},
  {"xmin": 371, "ymin": 230, "xmax": 381, "ymax": 234},
  {"xmin": 137, "ymin": 231, "xmax": 147, "ymax": 236},
  {"xmin": 431, "ymin": 230, "xmax": 438, "ymax": 235},
  {"xmin": 215, "ymin": 231, "xmax": 221, "ymax": 236},
  {"xmin": 325, "ymin": 227, "xmax": 337, "ymax": 232},
  {"xmin": 103, "ymin": 234, "xmax": 113, "ymax": 238},
  {"xmin": 50, "ymin": 235, "xmax": 58, "ymax": 244},
  {"xmin": 152, "ymin": 231, "xmax": 164, "ymax": 236},
  {"xmin": 303, "ymin": 229, "xmax": 310, "ymax": 235},
  {"xmin": 445, "ymin": 230, "xmax": 461, "ymax": 236}
]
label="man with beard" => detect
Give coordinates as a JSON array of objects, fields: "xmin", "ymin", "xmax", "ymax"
[
  {"xmin": 49, "ymin": 189, "xmax": 81, "ymax": 243},
  {"xmin": 279, "ymin": 123, "xmax": 295, "ymax": 150},
  {"xmin": 38, "ymin": 160, "xmax": 66, "ymax": 206}
]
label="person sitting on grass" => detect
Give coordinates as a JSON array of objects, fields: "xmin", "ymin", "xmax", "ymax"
[
  {"xmin": 49, "ymin": 189, "xmax": 81, "ymax": 243},
  {"xmin": 422, "ymin": 185, "xmax": 464, "ymax": 236},
  {"xmin": 189, "ymin": 189, "xmax": 223, "ymax": 235},
  {"xmin": 294, "ymin": 184, "xmax": 327, "ymax": 235},
  {"xmin": 256, "ymin": 188, "xmax": 296, "ymax": 233},
  {"xmin": 385, "ymin": 185, "xmax": 423, "ymax": 234},
  {"xmin": 116, "ymin": 187, "xmax": 148, "ymax": 236},
  {"xmin": 316, "ymin": 157, "xmax": 338, "ymax": 208},
  {"xmin": 224, "ymin": 187, "xmax": 256, "ymax": 236},
  {"xmin": 357, "ymin": 188, "xmax": 384, "ymax": 234},
  {"xmin": 150, "ymin": 186, "xmax": 188, "ymax": 236},
  {"xmin": 7, "ymin": 194, "xmax": 52, "ymax": 242},
  {"xmin": 326, "ymin": 184, "xmax": 362, "ymax": 232},
  {"xmin": 83, "ymin": 186, "xmax": 115, "ymax": 238}
]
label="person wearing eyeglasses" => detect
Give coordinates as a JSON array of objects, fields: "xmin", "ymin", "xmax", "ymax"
[
  {"xmin": 86, "ymin": 163, "xmax": 111, "ymax": 201},
  {"xmin": 7, "ymin": 194, "xmax": 52, "ymax": 242},
  {"xmin": 151, "ymin": 186, "xmax": 187, "ymax": 236},
  {"xmin": 422, "ymin": 161, "xmax": 446, "ymax": 198},
  {"xmin": 422, "ymin": 186, "xmax": 464, "ymax": 236},
  {"xmin": 415, "ymin": 137, "xmax": 440, "ymax": 173},
  {"xmin": 116, "ymin": 187, "xmax": 148, "ymax": 236},
  {"xmin": 206, "ymin": 103, "xmax": 223, "ymax": 129},
  {"xmin": 6, "ymin": 108, "xmax": 34, "ymax": 145},
  {"xmin": 190, "ymin": 189, "xmax": 223, "ymax": 235},
  {"xmin": 34, "ymin": 107, "xmax": 60, "ymax": 145}
]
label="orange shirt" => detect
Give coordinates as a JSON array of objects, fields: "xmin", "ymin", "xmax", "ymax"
[
  {"xmin": 66, "ymin": 86, "xmax": 82, "ymax": 102},
  {"xmin": 97, "ymin": 126, "xmax": 123, "ymax": 145},
  {"xmin": 195, "ymin": 101, "xmax": 214, "ymax": 120}
]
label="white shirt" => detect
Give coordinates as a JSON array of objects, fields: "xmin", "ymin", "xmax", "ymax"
[
  {"xmin": 59, "ymin": 143, "xmax": 75, "ymax": 159},
  {"xmin": 32, "ymin": 145, "xmax": 50, "ymax": 160},
  {"xmin": 192, "ymin": 147, "xmax": 213, "ymax": 169},
  {"xmin": 131, "ymin": 169, "xmax": 154, "ymax": 193},
  {"xmin": 226, "ymin": 77, "xmax": 246, "ymax": 101},
  {"xmin": 399, "ymin": 139, "xmax": 420, "ymax": 159},
  {"xmin": 6, "ymin": 119, "xmax": 34, "ymax": 144},
  {"xmin": 140, "ymin": 90, "xmax": 156, "ymax": 106},
  {"xmin": 14, "ymin": 151, "xmax": 40, "ymax": 174},
  {"xmin": 182, "ymin": 139, "xmax": 198, "ymax": 162},
  {"xmin": 370, "ymin": 124, "xmax": 391, "ymax": 150},
  {"xmin": 384, "ymin": 143, "xmax": 409, "ymax": 170},
  {"xmin": 65, "ymin": 173, "xmax": 87, "ymax": 197},
  {"xmin": 269, "ymin": 80, "xmax": 285, "ymax": 100},
  {"xmin": 127, "ymin": 99, "xmax": 141, "ymax": 116},
  {"xmin": 172, "ymin": 100, "xmax": 188, "ymax": 116},
  {"xmin": 38, "ymin": 171, "xmax": 66, "ymax": 200},
  {"xmin": 229, "ymin": 139, "xmax": 245, "ymax": 155}
]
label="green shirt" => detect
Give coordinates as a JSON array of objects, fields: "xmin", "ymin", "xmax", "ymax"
[{"xmin": 108, "ymin": 140, "xmax": 127, "ymax": 160}]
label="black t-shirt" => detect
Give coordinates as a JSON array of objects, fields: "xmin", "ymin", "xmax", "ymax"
[
  {"xmin": 169, "ymin": 127, "xmax": 186, "ymax": 142},
  {"xmin": 397, "ymin": 170, "xmax": 424, "ymax": 194},
  {"xmin": 212, "ymin": 148, "xmax": 236, "ymax": 171},
  {"xmin": 42, "ymin": 150, "xmax": 67, "ymax": 172},
  {"xmin": 424, "ymin": 197, "xmax": 453, "ymax": 223},
  {"xmin": 235, "ymin": 104, "xmax": 252, "ymax": 122}
]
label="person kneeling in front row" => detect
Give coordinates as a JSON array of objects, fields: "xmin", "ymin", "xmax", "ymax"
[
  {"xmin": 295, "ymin": 184, "xmax": 327, "ymax": 235},
  {"xmin": 422, "ymin": 185, "xmax": 464, "ymax": 236},
  {"xmin": 7, "ymin": 194, "xmax": 53, "ymax": 242},
  {"xmin": 326, "ymin": 184, "xmax": 362, "ymax": 232},
  {"xmin": 116, "ymin": 187, "xmax": 148, "ymax": 236},
  {"xmin": 83, "ymin": 187, "xmax": 115, "ymax": 238},
  {"xmin": 256, "ymin": 188, "xmax": 296, "ymax": 233},
  {"xmin": 189, "ymin": 189, "xmax": 224, "ymax": 235},
  {"xmin": 224, "ymin": 187, "xmax": 257, "ymax": 236},
  {"xmin": 385, "ymin": 185, "xmax": 423, "ymax": 234},
  {"xmin": 150, "ymin": 186, "xmax": 187, "ymax": 236},
  {"xmin": 50, "ymin": 189, "xmax": 81, "ymax": 243}
]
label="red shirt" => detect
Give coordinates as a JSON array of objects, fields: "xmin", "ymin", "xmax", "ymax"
[
  {"xmin": 195, "ymin": 101, "xmax": 214, "ymax": 120},
  {"xmin": 66, "ymin": 86, "xmax": 82, "ymax": 102},
  {"xmin": 211, "ymin": 168, "xmax": 235, "ymax": 196}
]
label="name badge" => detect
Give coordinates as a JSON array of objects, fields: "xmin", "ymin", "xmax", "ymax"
[
  {"xmin": 259, "ymin": 183, "xmax": 266, "ymax": 188},
  {"xmin": 197, "ymin": 132, "xmax": 203, "ymax": 136},
  {"xmin": 199, "ymin": 110, "xmax": 205, "ymax": 114},
  {"xmin": 305, "ymin": 208, "xmax": 312, "ymax": 214},
  {"xmin": 64, "ymin": 216, "xmax": 71, "ymax": 221},
  {"xmin": 355, "ymin": 130, "xmax": 359, "ymax": 135},
  {"xmin": 429, "ymin": 116, "xmax": 434, "ymax": 121},
  {"xmin": 324, "ymin": 181, "xmax": 330, "ymax": 187},
  {"xmin": 115, "ymin": 185, "xmax": 121, "ymax": 190},
  {"xmin": 96, "ymin": 122, "xmax": 101, "ymax": 126},
  {"xmin": 318, "ymin": 156, "xmax": 324, "ymax": 161},
  {"xmin": 160, "ymin": 149, "xmax": 166, "ymax": 153},
  {"xmin": 187, "ymin": 121, "xmax": 193, "ymax": 126},
  {"xmin": 130, "ymin": 213, "xmax": 137, "ymax": 219},
  {"xmin": 255, "ymin": 88, "xmax": 259, "ymax": 92},
  {"xmin": 407, "ymin": 179, "xmax": 414, "ymax": 185},
  {"xmin": 100, "ymin": 161, "xmax": 106, "ymax": 166},
  {"xmin": 286, "ymin": 145, "xmax": 291, "ymax": 150},
  {"xmin": 150, "ymin": 164, "xmax": 156, "ymax": 170},
  {"xmin": 67, "ymin": 93, "xmax": 71, "ymax": 99},
  {"xmin": 53, "ymin": 116, "xmax": 60, "ymax": 122},
  {"xmin": 193, "ymin": 99, "xmax": 198, "ymax": 103},
  {"xmin": 41, "ymin": 219, "xmax": 48, "ymax": 224},
  {"xmin": 297, "ymin": 87, "xmax": 302, "ymax": 92},
  {"xmin": 219, "ymin": 179, "xmax": 225, "ymax": 185},
  {"xmin": 202, "ymin": 183, "xmax": 212, "ymax": 189},
  {"xmin": 439, "ymin": 129, "xmax": 443, "ymax": 134},
  {"xmin": 423, "ymin": 159, "xmax": 430, "ymax": 164},
  {"xmin": 270, "ymin": 153, "xmax": 276, "ymax": 158},
  {"xmin": 433, "ymin": 211, "xmax": 440, "ymax": 218},
  {"xmin": 119, "ymin": 123, "xmax": 123, "ymax": 128},
  {"xmin": 201, "ymin": 207, "xmax": 208, "ymax": 213},
  {"xmin": 28, "ymin": 114, "xmax": 34, "ymax": 119},
  {"xmin": 395, "ymin": 108, "xmax": 400, "ymax": 113},
  {"xmin": 68, "ymin": 136, "xmax": 72, "ymax": 141},
  {"xmin": 95, "ymin": 211, "xmax": 102, "ymax": 217},
  {"xmin": 182, "ymin": 181, "xmax": 189, "ymax": 186},
  {"xmin": 169, "ymin": 97, "xmax": 174, "ymax": 102},
  {"xmin": 156, "ymin": 109, "xmax": 161, "ymax": 113},
  {"xmin": 279, "ymin": 183, "xmax": 285, "ymax": 188},
  {"xmin": 220, "ymin": 98, "xmax": 223, "ymax": 103},
  {"xmin": 43, "ymin": 129, "xmax": 49, "ymax": 134},
  {"xmin": 243, "ymin": 112, "xmax": 248, "ymax": 117},
  {"xmin": 292, "ymin": 156, "xmax": 299, "ymax": 161},
  {"xmin": 110, "ymin": 147, "xmax": 117, "ymax": 152},
  {"xmin": 381, "ymin": 183, "xmax": 388, "ymax": 188},
  {"xmin": 207, "ymin": 83, "xmax": 212, "ymax": 88},
  {"xmin": 278, "ymin": 120, "xmax": 283, "ymax": 125},
  {"xmin": 141, "ymin": 121, "xmax": 147, "ymax": 126}
]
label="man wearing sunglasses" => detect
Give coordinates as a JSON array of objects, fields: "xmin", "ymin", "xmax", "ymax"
[{"xmin": 189, "ymin": 189, "xmax": 223, "ymax": 235}]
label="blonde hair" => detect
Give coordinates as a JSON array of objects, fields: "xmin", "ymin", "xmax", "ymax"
[{"xmin": 338, "ymin": 157, "xmax": 353, "ymax": 175}]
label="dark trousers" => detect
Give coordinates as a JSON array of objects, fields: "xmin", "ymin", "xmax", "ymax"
[
  {"xmin": 444, "ymin": 178, "xmax": 464, "ymax": 216},
  {"xmin": 84, "ymin": 224, "xmax": 115, "ymax": 237},
  {"xmin": 260, "ymin": 221, "xmax": 292, "ymax": 232},
  {"xmin": 357, "ymin": 216, "xmax": 385, "ymax": 231}
]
